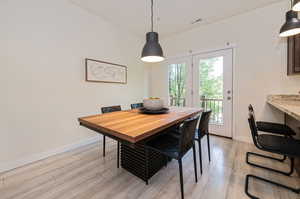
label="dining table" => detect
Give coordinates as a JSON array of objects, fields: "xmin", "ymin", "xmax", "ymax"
[{"xmin": 78, "ymin": 107, "xmax": 202, "ymax": 183}]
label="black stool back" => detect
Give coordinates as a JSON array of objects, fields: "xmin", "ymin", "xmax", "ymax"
[
  {"xmin": 248, "ymin": 104, "xmax": 254, "ymax": 112},
  {"xmin": 248, "ymin": 104, "xmax": 295, "ymax": 139},
  {"xmin": 248, "ymin": 104, "xmax": 257, "ymax": 121},
  {"xmin": 248, "ymin": 112, "xmax": 260, "ymax": 148}
]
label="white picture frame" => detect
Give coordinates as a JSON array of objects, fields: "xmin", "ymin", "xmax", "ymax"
[{"xmin": 85, "ymin": 58, "xmax": 127, "ymax": 84}]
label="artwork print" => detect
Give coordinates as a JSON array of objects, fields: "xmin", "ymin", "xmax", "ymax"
[{"xmin": 85, "ymin": 59, "xmax": 127, "ymax": 84}]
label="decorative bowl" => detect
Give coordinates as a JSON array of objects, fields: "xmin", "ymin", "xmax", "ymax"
[
  {"xmin": 140, "ymin": 107, "xmax": 169, "ymax": 114},
  {"xmin": 143, "ymin": 98, "xmax": 164, "ymax": 111}
]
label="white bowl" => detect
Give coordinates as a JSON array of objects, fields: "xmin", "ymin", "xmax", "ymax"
[{"xmin": 143, "ymin": 99, "xmax": 164, "ymax": 111}]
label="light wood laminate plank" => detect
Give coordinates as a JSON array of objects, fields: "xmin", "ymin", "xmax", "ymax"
[{"xmin": 1, "ymin": 136, "xmax": 300, "ymax": 199}]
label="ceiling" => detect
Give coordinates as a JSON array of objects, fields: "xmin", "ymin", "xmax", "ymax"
[{"xmin": 71, "ymin": 0, "xmax": 283, "ymax": 38}]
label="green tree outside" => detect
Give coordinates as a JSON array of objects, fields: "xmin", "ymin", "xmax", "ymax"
[
  {"xmin": 199, "ymin": 57, "xmax": 223, "ymax": 99},
  {"xmin": 199, "ymin": 57, "xmax": 223, "ymax": 123},
  {"xmin": 168, "ymin": 63, "xmax": 187, "ymax": 106}
]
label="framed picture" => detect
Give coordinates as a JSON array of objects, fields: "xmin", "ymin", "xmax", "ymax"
[{"xmin": 85, "ymin": 58, "xmax": 127, "ymax": 84}]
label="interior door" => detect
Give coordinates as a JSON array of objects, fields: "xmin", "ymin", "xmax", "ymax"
[{"xmin": 192, "ymin": 49, "xmax": 233, "ymax": 138}]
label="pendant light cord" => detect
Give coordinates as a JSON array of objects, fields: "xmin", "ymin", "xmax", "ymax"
[
  {"xmin": 151, "ymin": 0, "xmax": 154, "ymax": 32},
  {"xmin": 291, "ymin": 0, "xmax": 293, "ymax": 9}
]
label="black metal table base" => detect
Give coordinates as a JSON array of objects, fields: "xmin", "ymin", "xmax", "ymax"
[
  {"xmin": 121, "ymin": 143, "xmax": 167, "ymax": 184},
  {"xmin": 79, "ymin": 123, "xmax": 168, "ymax": 184}
]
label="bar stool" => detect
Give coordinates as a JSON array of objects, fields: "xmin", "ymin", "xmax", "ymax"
[
  {"xmin": 247, "ymin": 104, "xmax": 296, "ymax": 167},
  {"xmin": 245, "ymin": 111, "xmax": 300, "ymax": 199}
]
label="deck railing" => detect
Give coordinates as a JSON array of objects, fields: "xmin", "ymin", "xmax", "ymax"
[
  {"xmin": 200, "ymin": 97, "xmax": 223, "ymax": 124},
  {"xmin": 169, "ymin": 96, "xmax": 223, "ymax": 125},
  {"xmin": 169, "ymin": 96, "xmax": 186, "ymax": 107}
]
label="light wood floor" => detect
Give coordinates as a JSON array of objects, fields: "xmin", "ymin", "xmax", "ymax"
[{"xmin": 1, "ymin": 136, "xmax": 300, "ymax": 199}]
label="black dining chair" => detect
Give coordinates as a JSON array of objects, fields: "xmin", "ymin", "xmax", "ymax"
[
  {"xmin": 195, "ymin": 110, "xmax": 212, "ymax": 175},
  {"xmin": 168, "ymin": 110, "xmax": 212, "ymax": 175},
  {"xmin": 101, "ymin": 105, "xmax": 122, "ymax": 168},
  {"xmin": 247, "ymin": 105, "xmax": 296, "ymax": 170},
  {"xmin": 145, "ymin": 116, "xmax": 200, "ymax": 199},
  {"xmin": 245, "ymin": 111, "xmax": 300, "ymax": 198},
  {"xmin": 131, "ymin": 103, "xmax": 143, "ymax": 109}
]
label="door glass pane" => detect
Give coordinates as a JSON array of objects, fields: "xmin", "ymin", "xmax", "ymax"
[
  {"xmin": 199, "ymin": 57, "xmax": 224, "ymax": 124},
  {"xmin": 168, "ymin": 63, "xmax": 187, "ymax": 107}
]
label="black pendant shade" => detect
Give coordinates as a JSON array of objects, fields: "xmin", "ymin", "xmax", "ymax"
[
  {"xmin": 293, "ymin": 0, "xmax": 300, "ymax": 11},
  {"xmin": 141, "ymin": 0, "xmax": 164, "ymax": 63},
  {"xmin": 279, "ymin": 10, "xmax": 300, "ymax": 37},
  {"xmin": 141, "ymin": 32, "xmax": 164, "ymax": 63}
]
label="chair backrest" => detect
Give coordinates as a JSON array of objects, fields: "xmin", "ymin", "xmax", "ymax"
[
  {"xmin": 131, "ymin": 103, "xmax": 143, "ymax": 109},
  {"xmin": 248, "ymin": 104, "xmax": 254, "ymax": 112},
  {"xmin": 197, "ymin": 110, "xmax": 212, "ymax": 138},
  {"xmin": 101, "ymin": 105, "xmax": 121, "ymax": 114},
  {"xmin": 248, "ymin": 104, "xmax": 256, "ymax": 121},
  {"xmin": 178, "ymin": 116, "xmax": 200, "ymax": 156},
  {"xmin": 248, "ymin": 111, "xmax": 260, "ymax": 148}
]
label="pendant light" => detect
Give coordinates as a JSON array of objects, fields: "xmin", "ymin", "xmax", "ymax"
[
  {"xmin": 141, "ymin": 0, "xmax": 165, "ymax": 63},
  {"xmin": 292, "ymin": 0, "xmax": 300, "ymax": 11},
  {"xmin": 279, "ymin": 0, "xmax": 300, "ymax": 37}
]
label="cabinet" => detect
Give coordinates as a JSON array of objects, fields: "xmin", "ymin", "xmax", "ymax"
[{"xmin": 287, "ymin": 34, "xmax": 300, "ymax": 75}]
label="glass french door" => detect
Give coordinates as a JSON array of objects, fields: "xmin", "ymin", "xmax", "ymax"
[
  {"xmin": 168, "ymin": 49, "xmax": 233, "ymax": 138},
  {"xmin": 192, "ymin": 49, "xmax": 233, "ymax": 138}
]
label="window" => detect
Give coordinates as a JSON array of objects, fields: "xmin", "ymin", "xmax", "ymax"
[{"xmin": 168, "ymin": 63, "xmax": 187, "ymax": 107}]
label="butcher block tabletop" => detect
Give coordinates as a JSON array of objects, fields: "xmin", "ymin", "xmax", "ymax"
[{"xmin": 78, "ymin": 107, "xmax": 202, "ymax": 143}]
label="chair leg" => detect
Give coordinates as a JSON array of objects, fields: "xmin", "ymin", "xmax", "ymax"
[
  {"xmin": 246, "ymin": 152, "xmax": 294, "ymax": 176},
  {"xmin": 145, "ymin": 148, "xmax": 149, "ymax": 185},
  {"xmin": 245, "ymin": 174, "xmax": 259, "ymax": 199},
  {"xmin": 197, "ymin": 139, "xmax": 203, "ymax": 175},
  {"xmin": 103, "ymin": 135, "xmax": 106, "ymax": 157},
  {"xmin": 247, "ymin": 151, "xmax": 286, "ymax": 162},
  {"xmin": 165, "ymin": 156, "xmax": 168, "ymax": 167},
  {"xmin": 117, "ymin": 141, "xmax": 120, "ymax": 168},
  {"xmin": 245, "ymin": 174, "xmax": 300, "ymax": 199},
  {"xmin": 281, "ymin": 155, "xmax": 287, "ymax": 162},
  {"xmin": 192, "ymin": 144, "xmax": 198, "ymax": 183},
  {"xmin": 207, "ymin": 133, "xmax": 211, "ymax": 162},
  {"xmin": 178, "ymin": 158, "xmax": 184, "ymax": 199}
]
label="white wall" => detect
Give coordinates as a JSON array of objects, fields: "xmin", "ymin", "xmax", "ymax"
[
  {"xmin": 0, "ymin": 0, "xmax": 147, "ymax": 171},
  {"xmin": 149, "ymin": 1, "xmax": 300, "ymax": 142}
]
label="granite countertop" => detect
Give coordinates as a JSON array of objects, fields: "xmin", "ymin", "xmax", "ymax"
[{"xmin": 267, "ymin": 95, "xmax": 300, "ymax": 121}]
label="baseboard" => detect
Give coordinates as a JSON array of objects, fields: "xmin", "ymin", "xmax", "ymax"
[
  {"xmin": 234, "ymin": 136, "xmax": 252, "ymax": 144},
  {"xmin": 0, "ymin": 135, "xmax": 101, "ymax": 173},
  {"xmin": 210, "ymin": 133, "xmax": 233, "ymax": 139}
]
